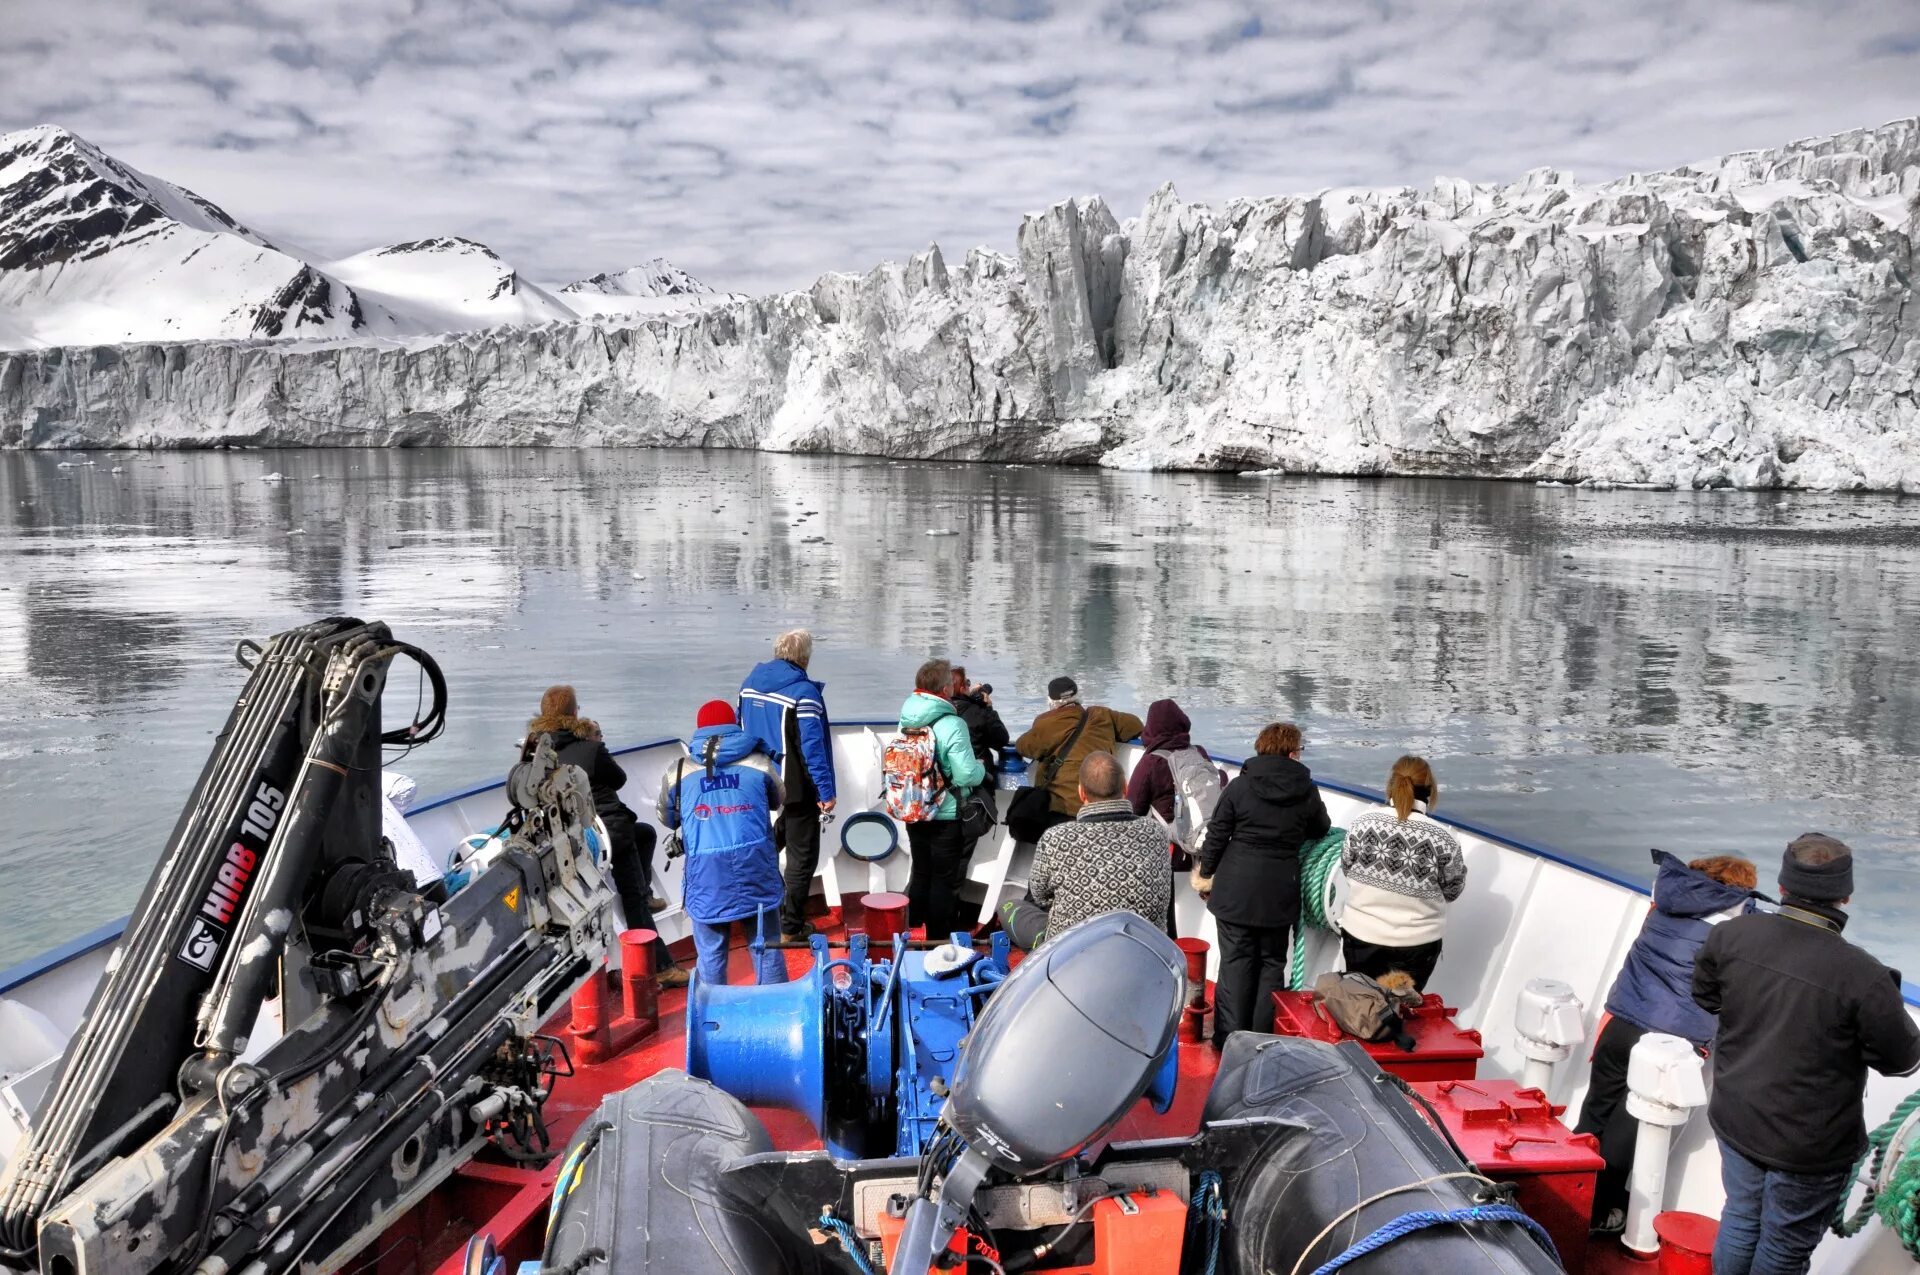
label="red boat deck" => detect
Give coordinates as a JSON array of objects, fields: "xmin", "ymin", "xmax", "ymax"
[{"xmin": 362, "ymin": 904, "xmax": 1671, "ymax": 1275}]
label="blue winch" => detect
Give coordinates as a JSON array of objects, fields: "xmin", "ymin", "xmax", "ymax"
[{"xmin": 685, "ymin": 928, "xmax": 1176, "ymax": 1159}]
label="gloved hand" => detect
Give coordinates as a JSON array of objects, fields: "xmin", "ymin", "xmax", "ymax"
[{"xmin": 1189, "ymin": 868, "xmax": 1213, "ymax": 896}]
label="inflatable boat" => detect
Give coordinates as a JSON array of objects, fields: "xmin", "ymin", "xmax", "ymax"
[{"xmin": 1, "ymin": 622, "xmax": 1915, "ymax": 1275}]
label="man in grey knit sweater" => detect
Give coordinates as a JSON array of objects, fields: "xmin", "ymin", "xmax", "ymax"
[{"xmin": 999, "ymin": 752, "xmax": 1172, "ymax": 949}]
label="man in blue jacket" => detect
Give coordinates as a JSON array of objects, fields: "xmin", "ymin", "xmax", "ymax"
[
  {"xmin": 738, "ymin": 629, "xmax": 838, "ymax": 940},
  {"xmin": 656, "ymin": 700, "xmax": 787, "ymax": 986}
]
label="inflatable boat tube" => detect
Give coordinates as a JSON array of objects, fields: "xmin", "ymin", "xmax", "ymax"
[
  {"xmin": 1203, "ymin": 1034, "xmax": 1564, "ymax": 1274},
  {"xmin": 542, "ymin": 1068, "xmax": 801, "ymax": 1274}
]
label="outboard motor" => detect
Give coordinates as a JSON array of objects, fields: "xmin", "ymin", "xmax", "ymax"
[{"xmin": 893, "ymin": 911, "xmax": 1186, "ymax": 1274}]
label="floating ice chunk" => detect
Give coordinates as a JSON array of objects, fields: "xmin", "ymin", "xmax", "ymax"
[
  {"xmin": 287, "ymin": 527, "xmax": 307, "ymax": 535},
  {"xmin": 925, "ymin": 528, "xmax": 959, "ymax": 537},
  {"xmin": 1238, "ymin": 468, "xmax": 1285, "ymax": 478},
  {"xmin": 261, "ymin": 472, "xmax": 286, "ymax": 482}
]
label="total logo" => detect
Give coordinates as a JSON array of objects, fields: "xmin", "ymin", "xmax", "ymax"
[
  {"xmin": 691, "ymin": 803, "xmax": 714, "ymax": 820},
  {"xmin": 689, "ymin": 803, "xmax": 752, "ymax": 820}
]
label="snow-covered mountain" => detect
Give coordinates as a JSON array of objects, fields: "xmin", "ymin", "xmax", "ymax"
[
  {"xmin": 327, "ymin": 237, "xmax": 577, "ymax": 331},
  {"xmin": 559, "ymin": 259, "xmax": 738, "ymax": 318},
  {"xmin": 563, "ymin": 259, "xmax": 709, "ymax": 299},
  {"xmin": 0, "ymin": 125, "xmax": 365, "ymax": 346},
  {"xmin": 3, "ymin": 118, "xmax": 1918, "ymax": 490},
  {"xmin": 0, "ymin": 126, "xmax": 714, "ymax": 347}
]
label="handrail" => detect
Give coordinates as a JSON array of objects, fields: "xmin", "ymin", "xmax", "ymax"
[{"xmin": 8, "ymin": 723, "xmax": 1918, "ymax": 1007}]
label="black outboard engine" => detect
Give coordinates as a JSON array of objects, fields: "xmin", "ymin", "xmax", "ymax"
[{"xmin": 893, "ymin": 911, "xmax": 1186, "ymax": 1274}]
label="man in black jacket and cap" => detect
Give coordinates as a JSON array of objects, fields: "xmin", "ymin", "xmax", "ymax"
[{"xmin": 1692, "ymin": 833, "xmax": 1920, "ymax": 1275}]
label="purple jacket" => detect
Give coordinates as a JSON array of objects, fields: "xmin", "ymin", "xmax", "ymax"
[{"xmin": 1125, "ymin": 699, "xmax": 1217, "ymax": 825}]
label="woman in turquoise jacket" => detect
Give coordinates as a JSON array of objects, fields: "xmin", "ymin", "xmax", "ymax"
[{"xmin": 897, "ymin": 658, "xmax": 987, "ymax": 937}]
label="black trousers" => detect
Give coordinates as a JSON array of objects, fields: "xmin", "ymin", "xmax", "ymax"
[
  {"xmin": 777, "ymin": 804, "xmax": 822, "ymax": 936},
  {"xmin": 603, "ymin": 812, "xmax": 670, "ymax": 964},
  {"xmin": 1341, "ymin": 935, "xmax": 1443, "ymax": 992},
  {"xmin": 906, "ymin": 819, "xmax": 974, "ymax": 939},
  {"xmin": 1213, "ymin": 919, "xmax": 1291, "ymax": 1045},
  {"xmin": 1573, "ymin": 1014, "xmax": 1647, "ymax": 1224}
]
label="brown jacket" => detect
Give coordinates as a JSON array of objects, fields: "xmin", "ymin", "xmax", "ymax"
[{"xmin": 1015, "ymin": 703, "xmax": 1144, "ymax": 815}]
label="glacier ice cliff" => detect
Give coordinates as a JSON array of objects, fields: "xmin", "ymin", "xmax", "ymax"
[{"xmin": 2, "ymin": 118, "xmax": 1916, "ymax": 490}]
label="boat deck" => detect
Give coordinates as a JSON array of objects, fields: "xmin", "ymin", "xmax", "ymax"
[{"xmin": 377, "ymin": 899, "xmax": 1652, "ymax": 1275}]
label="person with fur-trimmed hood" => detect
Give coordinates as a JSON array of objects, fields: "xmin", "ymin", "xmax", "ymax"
[
  {"xmin": 738, "ymin": 629, "xmax": 838, "ymax": 941},
  {"xmin": 523, "ymin": 685, "xmax": 684, "ymax": 988},
  {"xmin": 1573, "ymin": 851, "xmax": 1758, "ymax": 1234}
]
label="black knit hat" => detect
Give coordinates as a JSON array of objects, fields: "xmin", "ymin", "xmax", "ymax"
[
  {"xmin": 1047, "ymin": 675, "xmax": 1078, "ymax": 699},
  {"xmin": 1779, "ymin": 833, "xmax": 1854, "ymax": 902}
]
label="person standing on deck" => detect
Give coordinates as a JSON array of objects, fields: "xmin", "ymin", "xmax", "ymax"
[
  {"xmin": 1193, "ymin": 722, "xmax": 1331, "ymax": 1047},
  {"xmin": 522, "ymin": 686, "xmax": 685, "ymax": 989},
  {"xmin": 1572, "ymin": 852, "xmax": 1757, "ymax": 1234},
  {"xmin": 1693, "ymin": 834, "xmax": 1920, "ymax": 1275},
  {"xmin": 738, "ymin": 630, "xmax": 838, "ymax": 941},
  {"xmin": 894, "ymin": 659, "xmax": 988, "ymax": 938},
  {"xmin": 948, "ymin": 666, "xmax": 1009, "ymax": 785},
  {"xmin": 1338, "ymin": 755, "xmax": 1466, "ymax": 991},
  {"xmin": 1124, "ymin": 697, "xmax": 1225, "ymax": 936},
  {"xmin": 1014, "ymin": 677, "xmax": 1142, "ymax": 834},
  {"xmin": 656, "ymin": 701, "xmax": 788, "ymax": 987}
]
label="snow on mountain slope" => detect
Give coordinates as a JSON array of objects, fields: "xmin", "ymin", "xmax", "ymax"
[
  {"xmin": 0, "ymin": 127, "xmax": 716, "ymax": 347},
  {"xmin": 558, "ymin": 258, "xmax": 731, "ymax": 317},
  {"xmin": 563, "ymin": 258, "xmax": 708, "ymax": 298},
  {"xmin": 328, "ymin": 237, "xmax": 576, "ymax": 333},
  {"xmin": 0, "ymin": 125, "xmax": 366, "ymax": 346},
  {"xmin": 2, "ymin": 118, "xmax": 1917, "ymax": 490}
]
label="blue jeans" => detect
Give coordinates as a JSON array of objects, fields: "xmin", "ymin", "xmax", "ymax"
[
  {"xmin": 690, "ymin": 906, "xmax": 789, "ymax": 987},
  {"xmin": 1713, "ymin": 1139, "xmax": 1849, "ymax": 1275}
]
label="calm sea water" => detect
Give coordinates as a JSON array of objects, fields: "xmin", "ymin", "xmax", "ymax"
[{"xmin": 3, "ymin": 449, "xmax": 1917, "ymax": 973}]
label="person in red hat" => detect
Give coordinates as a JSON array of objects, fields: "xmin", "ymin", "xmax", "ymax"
[{"xmin": 656, "ymin": 700, "xmax": 788, "ymax": 985}]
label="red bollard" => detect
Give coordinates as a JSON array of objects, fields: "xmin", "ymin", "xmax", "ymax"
[
  {"xmin": 569, "ymin": 959, "xmax": 613, "ymax": 1065},
  {"xmin": 862, "ymin": 892, "xmax": 910, "ymax": 946},
  {"xmin": 620, "ymin": 929, "xmax": 660, "ymax": 1036},
  {"xmin": 1176, "ymin": 938, "xmax": 1211, "ymax": 1043},
  {"xmin": 1653, "ymin": 1213, "xmax": 1717, "ymax": 1275}
]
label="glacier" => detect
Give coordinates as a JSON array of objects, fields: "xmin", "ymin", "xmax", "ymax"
[{"xmin": 1, "ymin": 118, "xmax": 1917, "ymax": 491}]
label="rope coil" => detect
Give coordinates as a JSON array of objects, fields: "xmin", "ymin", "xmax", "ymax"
[
  {"xmin": 1187, "ymin": 1169, "xmax": 1226, "ymax": 1275},
  {"xmin": 1833, "ymin": 1086, "xmax": 1920, "ymax": 1260},
  {"xmin": 1291, "ymin": 829, "xmax": 1346, "ymax": 989}
]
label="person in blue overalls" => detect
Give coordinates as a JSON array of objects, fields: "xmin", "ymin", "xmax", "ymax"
[{"xmin": 656, "ymin": 700, "xmax": 788, "ymax": 986}]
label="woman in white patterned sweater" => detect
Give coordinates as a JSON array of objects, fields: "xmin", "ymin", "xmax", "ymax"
[{"xmin": 1338, "ymin": 755, "xmax": 1466, "ymax": 991}]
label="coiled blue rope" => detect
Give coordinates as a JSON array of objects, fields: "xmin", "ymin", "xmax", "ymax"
[
  {"xmin": 818, "ymin": 1210, "xmax": 877, "ymax": 1275},
  {"xmin": 1188, "ymin": 1170, "xmax": 1226, "ymax": 1275},
  {"xmin": 1306, "ymin": 1205, "xmax": 1559, "ymax": 1274}
]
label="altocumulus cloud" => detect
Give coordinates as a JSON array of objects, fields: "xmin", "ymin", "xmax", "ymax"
[{"xmin": 3, "ymin": 0, "xmax": 1918, "ymax": 293}]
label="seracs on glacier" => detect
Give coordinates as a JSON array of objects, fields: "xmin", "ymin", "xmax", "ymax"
[{"xmin": 1, "ymin": 118, "xmax": 1916, "ymax": 491}]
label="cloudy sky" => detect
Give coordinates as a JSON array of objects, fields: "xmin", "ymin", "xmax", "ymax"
[{"xmin": 4, "ymin": 0, "xmax": 1918, "ymax": 293}]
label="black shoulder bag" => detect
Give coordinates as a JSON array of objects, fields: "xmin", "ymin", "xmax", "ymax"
[{"xmin": 1006, "ymin": 707, "xmax": 1090, "ymax": 844}]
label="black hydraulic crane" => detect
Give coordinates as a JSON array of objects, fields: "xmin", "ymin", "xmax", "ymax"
[{"xmin": 0, "ymin": 618, "xmax": 614, "ymax": 1275}]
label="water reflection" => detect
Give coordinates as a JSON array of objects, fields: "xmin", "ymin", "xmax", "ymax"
[{"xmin": 2, "ymin": 450, "xmax": 1917, "ymax": 969}]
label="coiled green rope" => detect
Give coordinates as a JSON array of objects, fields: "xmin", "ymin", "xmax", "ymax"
[
  {"xmin": 1291, "ymin": 829, "xmax": 1346, "ymax": 990},
  {"xmin": 1833, "ymin": 1087, "xmax": 1920, "ymax": 1259}
]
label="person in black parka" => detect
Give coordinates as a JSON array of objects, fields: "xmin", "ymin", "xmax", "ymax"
[
  {"xmin": 948, "ymin": 665, "xmax": 1010, "ymax": 783},
  {"xmin": 1193, "ymin": 721, "xmax": 1331, "ymax": 1047},
  {"xmin": 524, "ymin": 685, "xmax": 684, "ymax": 986}
]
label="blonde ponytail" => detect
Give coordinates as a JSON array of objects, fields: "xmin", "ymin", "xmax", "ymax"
[{"xmin": 1385, "ymin": 755, "xmax": 1436, "ymax": 822}]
